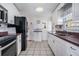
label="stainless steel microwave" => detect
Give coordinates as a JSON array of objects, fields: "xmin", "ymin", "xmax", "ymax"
[
  {"xmin": 0, "ymin": 10, "xmax": 4, "ymax": 21},
  {"xmin": 0, "ymin": 5, "xmax": 8, "ymax": 23}
]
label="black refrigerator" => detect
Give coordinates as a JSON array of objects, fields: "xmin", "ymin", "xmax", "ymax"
[{"xmin": 14, "ymin": 16, "xmax": 28, "ymax": 51}]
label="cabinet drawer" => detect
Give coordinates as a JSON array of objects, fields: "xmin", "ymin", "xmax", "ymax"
[
  {"xmin": 68, "ymin": 52, "xmax": 78, "ymax": 56},
  {"xmin": 68, "ymin": 43, "xmax": 79, "ymax": 55}
]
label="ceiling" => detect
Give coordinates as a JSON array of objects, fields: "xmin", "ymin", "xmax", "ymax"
[{"xmin": 14, "ymin": 3, "xmax": 58, "ymax": 18}]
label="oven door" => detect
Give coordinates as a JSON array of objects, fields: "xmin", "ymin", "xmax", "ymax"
[{"xmin": 1, "ymin": 40, "xmax": 16, "ymax": 56}]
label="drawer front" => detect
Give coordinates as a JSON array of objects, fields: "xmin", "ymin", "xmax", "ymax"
[
  {"xmin": 70, "ymin": 47, "xmax": 79, "ymax": 55},
  {"xmin": 67, "ymin": 43, "xmax": 79, "ymax": 55},
  {"xmin": 68, "ymin": 52, "xmax": 78, "ymax": 56}
]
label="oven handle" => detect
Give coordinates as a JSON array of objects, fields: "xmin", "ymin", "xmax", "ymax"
[{"xmin": 0, "ymin": 40, "xmax": 16, "ymax": 51}]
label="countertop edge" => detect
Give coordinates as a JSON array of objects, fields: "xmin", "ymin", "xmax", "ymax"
[{"xmin": 48, "ymin": 32, "xmax": 79, "ymax": 47}]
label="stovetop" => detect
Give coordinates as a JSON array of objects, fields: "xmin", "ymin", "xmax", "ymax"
[{"xmin": 0, "ymin": 35, "xmax": 16, "ymax": 47}]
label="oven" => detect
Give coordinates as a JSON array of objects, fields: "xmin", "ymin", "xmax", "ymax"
[{"xmin": 0, "ymin": 35, "xmax": 17, "ymax": 56}]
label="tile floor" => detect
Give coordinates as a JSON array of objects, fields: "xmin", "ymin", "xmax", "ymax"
[{"xmin": 19, "ymin": 40, "xmax": 54, "ymax": 56}]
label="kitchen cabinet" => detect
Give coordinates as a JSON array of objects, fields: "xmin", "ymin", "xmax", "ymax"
[
  {"xmin": 48, "ymin": 33, "xmax": 79, "ymax": 56},
  {"xmin": 16, "ymin": 34, "xmax": 21, "ymax": 56},
  {"xmin": 55, "ymin": 3, "xmax": 79, "ymax": 32},
  {"xmin": 33, "ymin": 31, "xmax": 42, "ymax": 41},
  {"xmin": 66, "ymin": 41, "xmax": 79, "ymax": 56},
  {"xmin": 48, "ymin": 33, "xmax": 51, "ymax": 47},
  {"xmin": 72, "ymin": 3, "xmax": 79, "ymax": 19},
  {"xmin": 52, "ymin": 3, "xmax": 79, "ymax": 32},
  {"xmin": 48, "ymin": 33, "xmax": 58, "ymax": 55},
  {"xmin": 51, "ymin": 34, "xmax": 68, "ymax": 56}
]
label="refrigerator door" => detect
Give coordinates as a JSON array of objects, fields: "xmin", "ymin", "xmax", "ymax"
[{"xmin": 14, "ymin": 16, "xmax": 28, "ymax": 51}]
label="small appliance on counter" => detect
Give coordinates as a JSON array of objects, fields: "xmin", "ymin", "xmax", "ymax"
[
  {"xmin": 0, "ymin": 5, "xmax": 8, "ymax": 23},
  {"xmin": 55, "ymin": 25, "xmax": 63, "ymax": 31}
]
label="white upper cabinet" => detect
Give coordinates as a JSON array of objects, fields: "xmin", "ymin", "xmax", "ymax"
[
  {"xmin": 72, "ymin": 3, "xmax": 79, "ymax": 20},
  {"xmin": 52, "ymin": 3, "xmax": 79, "ymax": 32}
]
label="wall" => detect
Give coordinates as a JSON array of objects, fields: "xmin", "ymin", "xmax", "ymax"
[
  {"xmin": 27, "ymin": 16, "xmax": 51, "ymax": 41},
  {"xmin": 0, "ymin": 23, "xmax": 7, "ymax": 32},
  {"xmin": 0, "ymin": 3, "xmax": 20, "ymax": 32}
]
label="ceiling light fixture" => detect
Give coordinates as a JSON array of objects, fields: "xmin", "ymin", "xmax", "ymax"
[{"xmin": 36, "ymin": 7, "xmax": 43, "ymax": 12}]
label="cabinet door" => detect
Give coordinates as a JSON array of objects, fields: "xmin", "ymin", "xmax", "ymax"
[
  {"xmin": 48, "ymin": 36, "xmax": 51, "ymax": 47},
  {"xmin": 72, "ymin": 3, "xmax": 79, "ymax": 20},
  {"xmin": 54, "ymin": 37, "xmax": 64, "ymax": 56},
  {"xmin": 56, "ymin": 38, "xmax": 69, "ymax": 56},
  {"xmin": 48, "ymin": 34, "xmax": 69, "ymax": 56},
  {"xmin": 48, "ymin": 33, "xmax": 55, "ymax": 52},
  {"xmin": 48, "ymin": 34, "xmax": 53, "ymax": 48},
  {"xmin": 53, "ymin": 36, "xmax": 68, "ymax": 56},
  {"xmin": 67, "ymin": 42, "xmax": 79, "ymax": 56},
  {"xmin": 48, "ymin": 34, "xmax": 51, "ymax": 46},
  {"xmin": 17, "ymin": 34, "xmax": 21, "ymax": 55},
  {"xmin": 48, "ymin": 33, "xmax": 79, "ymax": 56},
  {"xmin": 48, "ymin": 35, "xmax": 61, "ymax": 56},
  {"xmin": 49, "ymin": 35, "xmax": 59, "ymax": 55}
]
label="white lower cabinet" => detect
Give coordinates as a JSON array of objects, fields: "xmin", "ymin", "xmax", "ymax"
[
  {"xmin": 33, "ymin": 32, "xmax": 42, "ymax": 41},
  {"xmin": 53, "ymin": 36, "xmax": 68, "ymax": 56},
  {"xmin": 48, "ymin": 34, "xmax": 53, "ymax": 49},
  {"xmin": 16, "ymin": 34, "xmax": 21, "ymax": 56},
  {"xmin": 48, "ymin": 33, "xmax": 79, "ymax": 56},
  {"xmin": 67, "ymin": 42, "xmax": 79, "ymax": 56}
]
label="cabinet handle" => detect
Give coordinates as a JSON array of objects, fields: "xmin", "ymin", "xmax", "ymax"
[
  {"xmin": 70, "ymin": 47, "xmax": 76, "ymax": 50},
  {"xmin": 70, "ymin": 54, "xmax": 72, "ymax": 56},
  {"xmin": 53, "ymin": 40, "xmax": 55, "ymax": 43}
]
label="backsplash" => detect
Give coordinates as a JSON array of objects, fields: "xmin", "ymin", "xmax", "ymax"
[
  {"xmin": 0, "ymin": 23, "xmax": 16, "ymax": 35},
  {"xmin": 0, "ymin": 23, "xmax": 7, "ymax": 32}
]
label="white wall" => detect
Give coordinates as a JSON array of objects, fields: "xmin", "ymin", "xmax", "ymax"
[
  {"xmin": 27, "ymin": 16, "xmax": 51, "ymax": 41},
  {"xmin": 0, "ymin": 23, "xmax": 7, "ymax": 32},
  {"xmin": 0, "ymin": 3, "xmax": 20, "ymax": 32}
]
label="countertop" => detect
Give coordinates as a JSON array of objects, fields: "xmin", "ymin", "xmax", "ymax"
[
  {"xmin": 48, "ymin": 32, "xmax": 79, "ymax": 47},
  {"xmin": 0, "ymin": 32, "xmax": 22, "ymax": 47},
  {"xmin": 16, "ymin": 33, "xmax": 22, "ymax": 35}
]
